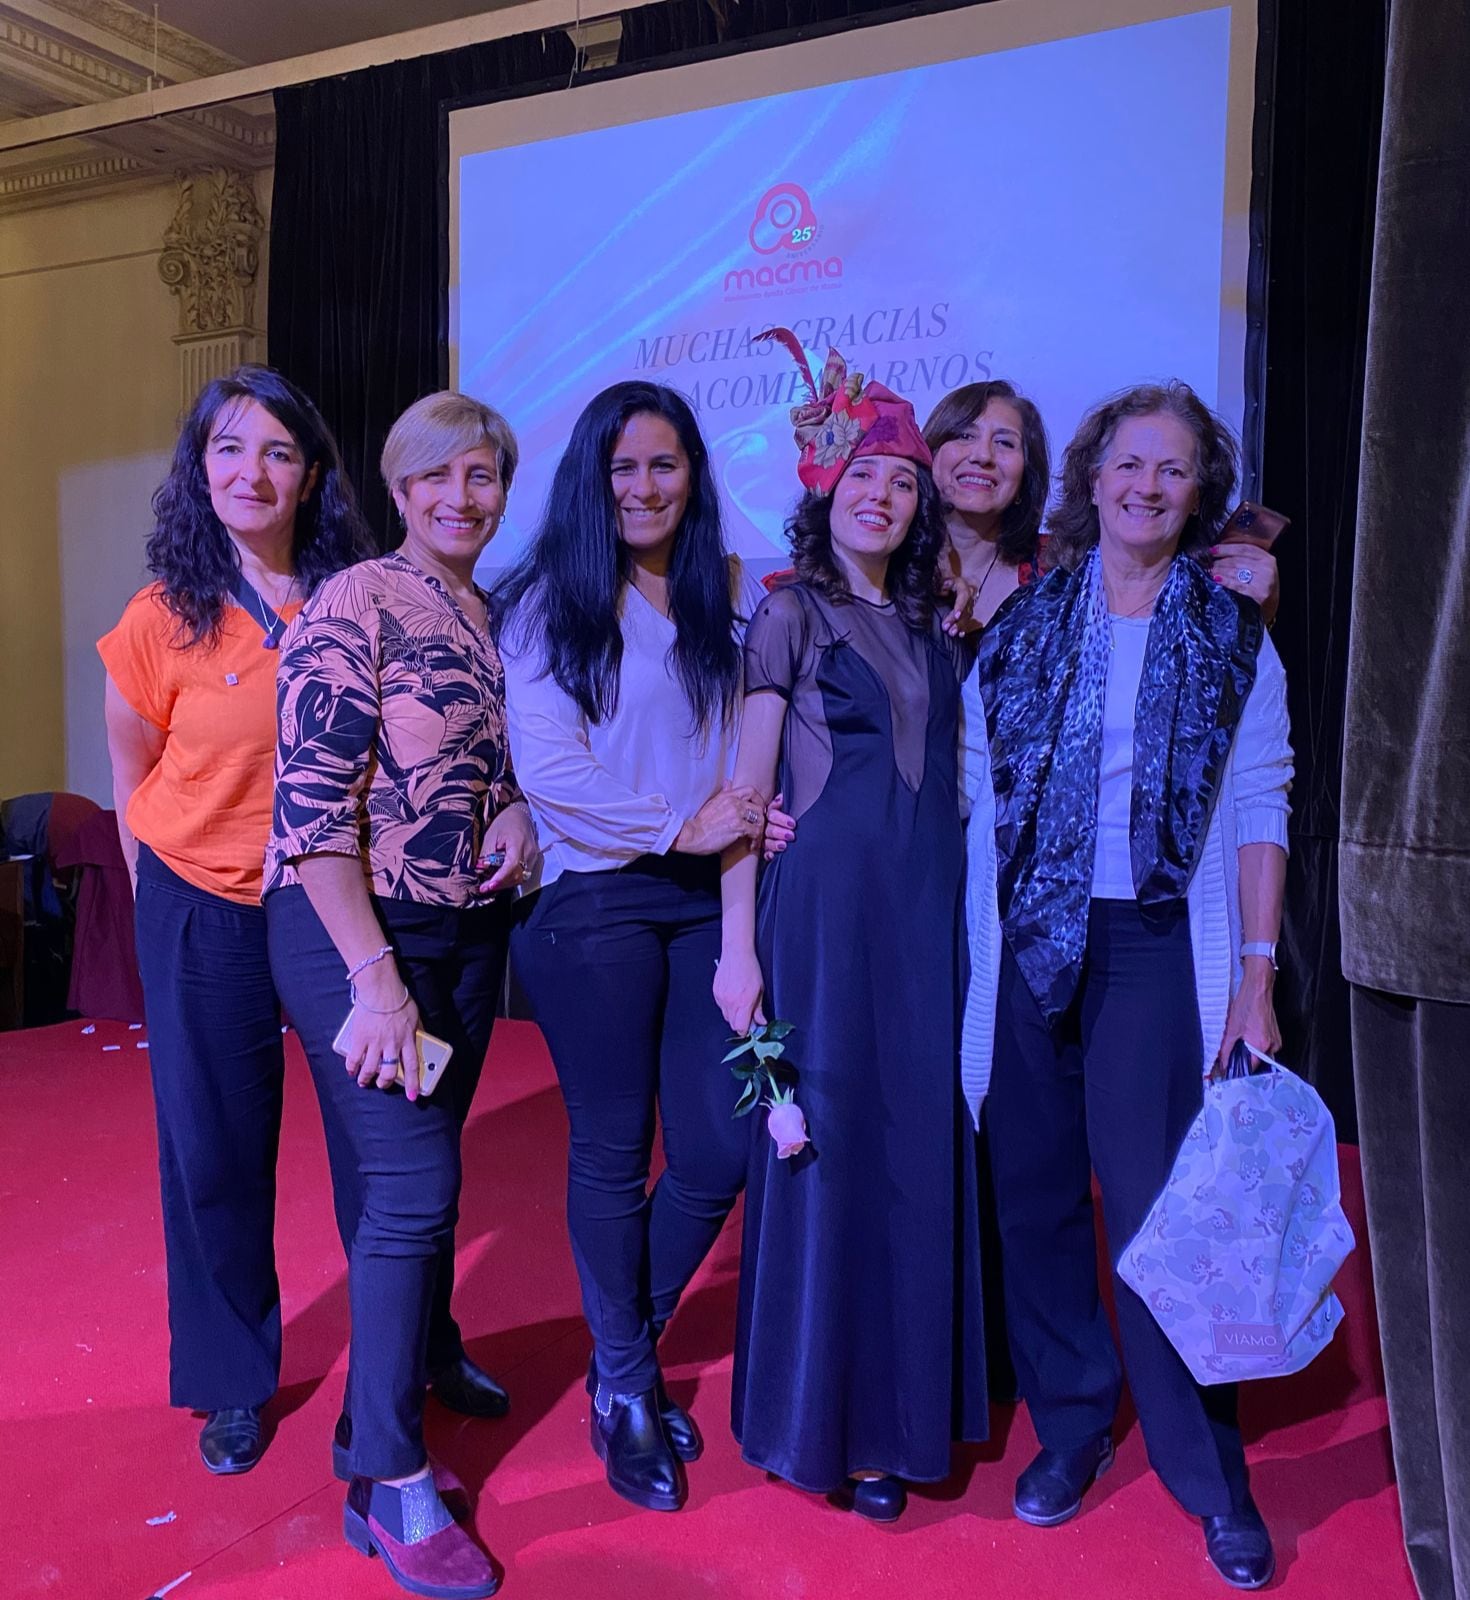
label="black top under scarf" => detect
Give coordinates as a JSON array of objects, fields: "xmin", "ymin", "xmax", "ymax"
[{"xmin": 977, "ymin": 548, "xmax": 1263, "ymax": 1026}]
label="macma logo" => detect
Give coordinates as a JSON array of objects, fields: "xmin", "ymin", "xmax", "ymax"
[{"xmin": 726, "ymin": 181, "xmax": 843, "ymax": 298}]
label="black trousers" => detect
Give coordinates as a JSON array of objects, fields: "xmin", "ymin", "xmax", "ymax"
[
  {"xmin": 1352, "ymin": 986, "xmax": 1470, "ymax": 1600},
  {"xmin": 267, "ymin": 885, "xmax": 511, "ymax": 1479},
  {"xmin": 134, "ymin": 846, "xmax": 285, "ymax": 1412},
  {"xmin": 986, "ymin": 899, "xmax": 1248, "ymax": 1518},
  {"xmin": 512, "ymin": 855, "xmax": 751, "ymax": 1394}
]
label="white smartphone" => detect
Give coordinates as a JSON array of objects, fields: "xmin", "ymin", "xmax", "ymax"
[{"xmin": 331, "ymin": 1009, "xmax": 455, "ymax": 1097}]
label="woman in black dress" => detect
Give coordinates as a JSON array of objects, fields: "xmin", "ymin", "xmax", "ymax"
[{"xmin": 715, "ymin": 342, "xmax": 986, "ymax": 1520}]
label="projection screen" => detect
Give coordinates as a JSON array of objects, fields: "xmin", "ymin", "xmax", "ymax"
[{"xmin": 448, "ymin": 0, "xmax": 1261, "ymax": 572}]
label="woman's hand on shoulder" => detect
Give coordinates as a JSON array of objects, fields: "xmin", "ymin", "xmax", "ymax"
[
  {"xmin": 714, "ymin": 946, "xmax": 766, "ymax": 1036},
  {"xmin": 674, "ymin": 781, "xmax": 766, "ymax": 855},
  {"xmin": 936, "ymin": 568, "xmax": 979, "ymax": 637},
  {"xmin": 1209, "ymin": 544, "xmax": 1280, "ymax": 625}
]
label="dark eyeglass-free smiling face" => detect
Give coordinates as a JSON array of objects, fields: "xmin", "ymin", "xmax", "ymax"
[
  {"xmin": 932, "ymin": 398, "xmax": 1026, "ymax": 519},
  {"xmin": 609, "ymin": 412, "xmax": 691, "ymax": 564},
  {"xmin": 205, "ymin": 398, "xmax": 317, "ymax": 543}
]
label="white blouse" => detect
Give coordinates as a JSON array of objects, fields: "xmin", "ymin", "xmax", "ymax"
[
  {"xmin": 500, "ymin": 563, "xmax": 767, "ymax": 890},
  {"xmin": 1091, "ymin": 615, "xmax": 1150, "ymax": 899}
]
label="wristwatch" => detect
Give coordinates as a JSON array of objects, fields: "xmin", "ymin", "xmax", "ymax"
[{"xmin": 1240, "ymin": 940, "xmax": 1278, "ymax": 968}]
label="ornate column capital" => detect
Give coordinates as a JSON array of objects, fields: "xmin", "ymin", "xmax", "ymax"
[{"xmin": 158, "ymin": 167, "xmax": 265, "ymax": 401}]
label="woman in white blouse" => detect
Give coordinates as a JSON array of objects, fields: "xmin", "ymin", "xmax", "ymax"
[
  {"xmin": 496, "ymin": 381, "xmax": 775, "ymax": 1516},
  {"xmin": 967, "ymin": 382, "xmax": 1291, "ymax": 1592}
]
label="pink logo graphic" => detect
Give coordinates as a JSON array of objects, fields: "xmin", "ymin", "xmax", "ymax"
[{"xmin": 749, "ymin": 182, "xmax": 819, "ymax": 256}]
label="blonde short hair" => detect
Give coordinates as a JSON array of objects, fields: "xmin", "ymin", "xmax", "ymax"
[{"xmin": 380, "ymin": 390, "xmax": 519, "ymax": 494}]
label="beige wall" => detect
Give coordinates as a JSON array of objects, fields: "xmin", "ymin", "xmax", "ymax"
[{"xmin": 0, "ymin": 173, "xmax": 271, "ymax": 806}]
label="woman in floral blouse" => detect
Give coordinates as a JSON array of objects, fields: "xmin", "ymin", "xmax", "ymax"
[{"xmin": 265, "ymin": 391, "xmax": 535, "ymax": 1600}]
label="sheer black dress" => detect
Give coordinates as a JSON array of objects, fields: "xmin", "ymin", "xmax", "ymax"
[{"xmin": 730, "ymin": 580, "xmax": 988, "ymax": 1491}]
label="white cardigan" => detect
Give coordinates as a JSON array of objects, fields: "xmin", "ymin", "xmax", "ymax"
[{"xmin": 958, "ymin": 631, "xmax": 1294, "ymax": 1127}]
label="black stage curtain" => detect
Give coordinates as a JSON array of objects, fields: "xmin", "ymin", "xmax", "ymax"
[
  {"xmin": 269, "ymin": 30, "xmax": 576, "ymax": 541},
  {"xmin": 1256, "ymin": 0, "xmax": 1387, "ymax": 1139},
  {"xmin": 269, "ymin": 0, "xmax": 1384, "ymax": 1128}
]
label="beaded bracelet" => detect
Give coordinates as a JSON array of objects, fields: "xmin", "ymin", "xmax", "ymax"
[{"xmin": 345, "ymin": 944, "xmax": 394, "ymax": 983}]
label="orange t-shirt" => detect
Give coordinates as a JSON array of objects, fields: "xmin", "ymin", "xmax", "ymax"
[{"xmin": 97, "ymin": 583, "xmax": 302, "ymax": 905}]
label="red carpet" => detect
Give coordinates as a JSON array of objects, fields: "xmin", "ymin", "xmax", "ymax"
[{"xmin": 2, "ymin": 1017, "xmax": 1412, "ymax": 1600}]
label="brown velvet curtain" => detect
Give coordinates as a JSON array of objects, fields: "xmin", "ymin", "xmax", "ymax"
[{"xmin": 1340, "ymin": 2, "xmax": 1470, "ymax": 1595}]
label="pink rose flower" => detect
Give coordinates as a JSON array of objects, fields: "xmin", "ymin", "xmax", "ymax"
[{"xmin": 767, "ymin": 1098, "xmax": 809, "ymax": 1160}]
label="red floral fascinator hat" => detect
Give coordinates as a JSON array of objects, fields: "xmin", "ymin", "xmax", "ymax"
[{"xmin": 756, "ymin": 327, "xmax": 932, "ymax": 496}]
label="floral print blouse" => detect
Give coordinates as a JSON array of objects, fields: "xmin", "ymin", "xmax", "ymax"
[{"xmin": 265, "ymin": 552, "xmax": 523, "ymax": 907}]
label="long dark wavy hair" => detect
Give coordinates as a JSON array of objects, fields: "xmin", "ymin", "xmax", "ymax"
[
  {"xmin": 1046, "ymin": 381, "xmax": 1238, "ymax": 572},
  {"xmin": 493, "ymin": 381, "xmax": 741, "ymax": 732},
  {"xmin": 787, "ymin": 460, "xmax": 948, "ymax": 631},
  {"xmin": 147, "ymin": 365, "xmax": 370, "ymax": 647},
  {"xmin": 922, "ymin": 380, "xmax": 1052, "ymax": 566}
]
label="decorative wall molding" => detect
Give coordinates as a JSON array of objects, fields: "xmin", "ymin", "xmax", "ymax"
[
  {"xmin": 20, "ymin": 0, "xmax": 239, "ymax": 79},
  {"xmin": 0, "ymin": 0, "xmax": 268, "ymax": 212},
  {"xmin": 0, "ymin": 147, "xmax": 146, "ymax": 204}
]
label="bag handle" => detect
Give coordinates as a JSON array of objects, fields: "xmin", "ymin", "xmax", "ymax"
[{"xmin": 1217, "ymin": 1039, "xmax": 1288, "ymax": 1080}]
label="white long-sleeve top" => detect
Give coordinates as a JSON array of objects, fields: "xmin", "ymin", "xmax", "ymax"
[
  {"xmin": 500, "ymin": 564, "xmax": 766, "ymax": 890},
  {"xmin": 959, "ymin": 630, "xmax": 1293, "ymax": 1126}
]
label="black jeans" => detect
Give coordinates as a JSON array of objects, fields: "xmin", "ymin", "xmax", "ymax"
[
  {"xmin": 986, "ymin": 898, "xmax": 1248, "ymax": 1518},
  {"xmin": 512, "ymin": 855, "xmax": 751, "ymax": 1393},
  {"xmin": 267, "ymin": 885, "xmax": 511, "ymax": 1479},
  {"xmin": 135, "ymin": 846, "xmax": 285, "ymax": 1411}
]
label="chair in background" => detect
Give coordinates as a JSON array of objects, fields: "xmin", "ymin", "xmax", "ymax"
[{"xmin": 53, "ymin": 808, "xmax": 145, "ymax": 1026}]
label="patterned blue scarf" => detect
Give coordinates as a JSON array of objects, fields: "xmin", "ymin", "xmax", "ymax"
[{"xmin": 978, "ymin": 548, "xmax": 1263, "ymax": 1025}]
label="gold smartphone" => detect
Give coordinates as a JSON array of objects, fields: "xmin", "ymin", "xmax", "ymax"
[{"xmin": 331, "ymin": 1009, "xmax": 455, "ymax": 1097}]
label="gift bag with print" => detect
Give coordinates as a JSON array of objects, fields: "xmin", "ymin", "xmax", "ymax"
[{"xmin": 1118, "ymin": 1042, "xmax": 1356, "ymax": 1384}]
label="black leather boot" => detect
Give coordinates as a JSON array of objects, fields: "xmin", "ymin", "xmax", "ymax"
[
  {"xmin": 589, "ymin": 1384, "xmax": 687, "ymax": 1512},
  {"xmin": 429, "ymin": 1355, "xmax": 511, "ymax": 1419},
  {"xmin": 587, "ymin": 1353, "xmax": 704, "ymax": 1463}
]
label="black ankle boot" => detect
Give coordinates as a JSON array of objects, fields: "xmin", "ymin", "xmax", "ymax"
[
  {"xmin": 589, "ymin": 1384, "xmax": 686, "ymax": 1512},
  {"xmin": 586, "ymin": 1354, "xmax": 703, "ymax": 1463}
]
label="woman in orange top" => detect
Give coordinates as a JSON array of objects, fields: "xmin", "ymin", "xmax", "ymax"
[{"xmin": 99, "ymin": 365, "xmax": 369, "ymax": 1476}]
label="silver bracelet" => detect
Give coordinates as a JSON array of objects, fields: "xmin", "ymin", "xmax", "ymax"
[
  {"xmin": 349, "ymin": 979, "xmax": 410, "ymax": 1014},
  {"xmin": 1240, "ymin": 940, "xmax": 1278, "ymax": 969},
  {"xmin": 345, "ymin": 944, "xmax": 393, "ymax": 983}
]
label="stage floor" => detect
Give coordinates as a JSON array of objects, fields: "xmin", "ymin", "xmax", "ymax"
[{"xmin": 2, "ymin": 1017, "xmax": 1412, "ymax": 1600}]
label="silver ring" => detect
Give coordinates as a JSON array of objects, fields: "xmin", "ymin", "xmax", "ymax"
[
  {"xmin": 1235, "ymin": 567, "xmax": 1253, "ymax": 585},
  {"xmin": 382, "ymin": 1055, "xmax": 401, "ymax": 1066},
  {"xmin": 745, "ymin": 809, "xmax": 758, "ymax": 823}
]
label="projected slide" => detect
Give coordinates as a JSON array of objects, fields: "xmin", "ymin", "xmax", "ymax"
[{"xmin": 451, "ymin": 3, "xmax": 1249, "ymax": 569}]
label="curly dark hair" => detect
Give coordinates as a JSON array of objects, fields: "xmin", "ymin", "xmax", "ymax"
[
  {"xmin": 786, "ymin": 461, "xmax": 947, "ymax": 631},
  {"xmin": 922, "ymin": 380, "xmax": 1051, "ymax": 565},
  {"xmin": 147, "ymin": 365, "xmax": 371, "ymax": 647},
  {"xmin": 1045, "ymin": 381, "xmax": 1238, "ymax": 572},
  {"xmin": 493, "ymin": 381, "xmax": 741, "ymax": 733}
]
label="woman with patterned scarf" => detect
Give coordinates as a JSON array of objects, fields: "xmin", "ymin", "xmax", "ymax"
[{"xmin": 968, "ymin": 382, "xmax": 1292, "ymax": 1591}]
